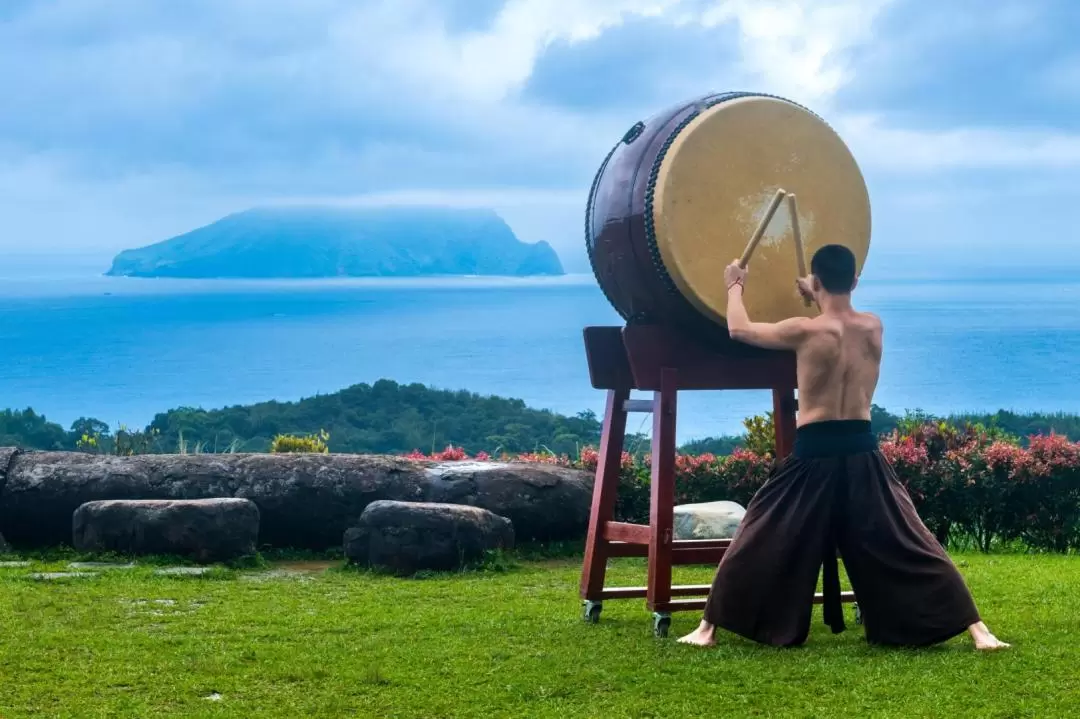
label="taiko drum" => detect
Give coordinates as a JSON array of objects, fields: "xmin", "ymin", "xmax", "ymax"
[{"xmin": 585, "ymin": 91, "xmax": 872, "ymax": 347}]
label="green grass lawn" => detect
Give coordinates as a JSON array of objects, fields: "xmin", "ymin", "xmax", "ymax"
[{"xmin": 1, "ymin": 552, "xmax": 1077, "ymax": 718}]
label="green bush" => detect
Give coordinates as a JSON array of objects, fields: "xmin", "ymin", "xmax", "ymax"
[{"xmin": 270, "ymin": 430, "xmax": 330, "ymax": 454}]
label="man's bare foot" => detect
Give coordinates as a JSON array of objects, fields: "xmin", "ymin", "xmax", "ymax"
[
  {"xmin": 677, "ymin": 620, "xmax": 717, "ymax": 647},
  {"xmin": 968, "ymin": 621, "xmax": 1010, "ymax": 651}
]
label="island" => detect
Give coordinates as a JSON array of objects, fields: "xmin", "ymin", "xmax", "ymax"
[{"xmin": 105, "ymin": 206, "xmax": 565, "ymax": 278}]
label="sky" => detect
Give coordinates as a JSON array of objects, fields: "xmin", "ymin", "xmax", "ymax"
[{"xmin": 1, "ymin": 0, "xmax": 1079, "ymax": 275}]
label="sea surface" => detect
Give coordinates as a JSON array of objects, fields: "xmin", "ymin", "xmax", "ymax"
[{"xmin": 2, "ymin": 260, "xmax": 1079, "ymax": 443}]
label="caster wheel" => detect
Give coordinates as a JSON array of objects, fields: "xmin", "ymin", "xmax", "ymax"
[
  {"xmin": 583, "ymin": 601, "xmax": 603, "ymax": 624},
  {"xmin": 653, "ymin": 612, "xmax": 672, "ymax": 638},
  {"xmin": 854, "ymin": 603, "xmax": 863, "ymax": 626}
]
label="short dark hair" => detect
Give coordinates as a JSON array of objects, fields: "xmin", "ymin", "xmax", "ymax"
[{"xmin": 810, "ymin": 244, "xmax": 856, "ymax": 294}]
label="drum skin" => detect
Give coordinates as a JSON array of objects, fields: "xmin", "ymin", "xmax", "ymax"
[{"xmin": 586, "ymin": 92, "xmax": 871, "ymax": 347}]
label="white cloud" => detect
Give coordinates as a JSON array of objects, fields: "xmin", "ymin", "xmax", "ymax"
[
  {"xmin": 4, "ymin": 0, "xmax": 1080, "ymax": 259},
  {"xmin": 699, "ymin": 0, "xmax": 895, "ymax": 106},
  {"xmin": 839, "ymin": 114, "xmax": 1080, "ymax": 172},
  {"xmin": 330, "ymin": 0, "xmax": 684, "ymax": 104}
]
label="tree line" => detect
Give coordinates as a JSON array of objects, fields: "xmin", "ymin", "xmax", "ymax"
[{"xmin": 3, "ymin": 381, "xmax": 1080, "ymax": 456}]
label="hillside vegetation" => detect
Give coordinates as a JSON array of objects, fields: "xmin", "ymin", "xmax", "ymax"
[{"xmin": 4, "ymin": 381, "xmax": 1080, "ymax": 457}]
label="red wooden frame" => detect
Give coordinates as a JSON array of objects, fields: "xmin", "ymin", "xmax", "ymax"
[{"xmin": 579, "ymin": 325, "xmax": 855, "ymax": 636}]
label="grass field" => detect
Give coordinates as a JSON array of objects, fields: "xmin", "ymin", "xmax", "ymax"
[{"xmin": 1, "ymin": 551, "xmax": 1077, "ymax": 718}]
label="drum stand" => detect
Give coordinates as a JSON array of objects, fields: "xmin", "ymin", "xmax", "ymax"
[{"xmin": 578, "ymin": 324, "xmax": 857, "ymax": 637}]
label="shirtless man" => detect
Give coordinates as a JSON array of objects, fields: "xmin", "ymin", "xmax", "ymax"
[{"xmin": 677, "ymin": 244, "xmax": 1008, "ymax": 651}]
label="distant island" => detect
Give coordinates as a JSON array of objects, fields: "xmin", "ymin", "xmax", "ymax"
[{"xmin": 105, "ymin": 206, "xmax": 565, "ymax": 279}]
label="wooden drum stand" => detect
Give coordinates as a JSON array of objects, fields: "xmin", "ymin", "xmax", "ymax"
[{"xmin": 578, "ymin": 324, "xmax": 857, "ymax": 637}]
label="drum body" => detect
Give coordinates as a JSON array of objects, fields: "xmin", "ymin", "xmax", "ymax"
[{"xmin": 586, "ymin": 92, "xmax": 871, "ymax": 348}]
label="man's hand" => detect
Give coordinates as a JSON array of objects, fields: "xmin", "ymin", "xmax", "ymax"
[
  {"xmin": 796, "ymin": 276, "xmax": 815, "ymax": 303},
  {"xmin": 725, "ymin": 260, "xmax": 747, "ymax": 290}
]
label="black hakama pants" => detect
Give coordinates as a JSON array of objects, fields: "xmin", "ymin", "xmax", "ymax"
[{"xmin": 702, "ymin": 420, "xmax": 981, "ymax": 647}]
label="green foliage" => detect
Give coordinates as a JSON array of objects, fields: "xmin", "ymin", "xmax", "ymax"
[
  {"xmin": 0, "ymin": 408, "xmax": 68, "ymax": 450},
  {"xmin": 147, "ymin": 380, "xmax": 601, "ymax": 456},
  {"xmin": 880, "ymin": 420, "xmax": 1080, "ymax": 553},
  {"xmin": 678, "ymin": 435, "xmax": 742, "ymax": 456},
  {"xmin": 742, "ymin": 412, "xmax": 776, "ymax": 457},
  {"xmin": 270, "ymin": 430, "xmax": 330, "ymax": 454},
  {"xmin": 73, "ymin": 422, "xmax": 162, "ymax": 456}
]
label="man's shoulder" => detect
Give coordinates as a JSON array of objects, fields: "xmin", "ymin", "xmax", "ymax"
[
  {"xmin": 805, "ymin": 315, "xmax": 844, "ymax": 338},
  {"xmin": 859, "ymin": 311, "xmax": 884, "ymax": 332},
  {"xmin": 805, "ymin": 312, "xmax": 881, "ymax": 337}
]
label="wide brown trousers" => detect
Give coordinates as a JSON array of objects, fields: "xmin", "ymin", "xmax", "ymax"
[{"xmin": 702, "ymin": 420, "xmax": 981, "ymax": 647}]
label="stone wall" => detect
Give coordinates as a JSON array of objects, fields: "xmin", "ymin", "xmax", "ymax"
[{"xmin": 0, "ymin": 450, "xmax": 593, "ymax": 550}]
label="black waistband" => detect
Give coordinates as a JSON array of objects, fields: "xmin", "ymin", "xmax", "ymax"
[{"xmin": 793, "ymin": 420, "xmax": 876, "ymax": 459}]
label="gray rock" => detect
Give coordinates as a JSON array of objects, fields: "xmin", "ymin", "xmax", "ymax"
[
  {"xmin": 154, "ymin": 567, "xmax": 213, "ymax": 576},
  {"xmin": 0, "ymin": 450, "xmax": 591, "ymax": 549},
  {"xmin": 30, "ymin": 572, "xmax": 97, "ymax": 580},
  {"xmin": 0, "ymin": 561, "xmax": 30, "ymax": 568},
  {"xmin": 0, "ymin": 531, "xmax": 9, "ymax": 554},
  {"xmin": 73, "ymin": 498, "xmax": 259, "ymax": 562},
  {"xmin": 345, "ymin": 500, "xmax": 514, "ymax": 575},
  {"xmin": 424, "ymin": 461, "xmax": 591, "ymax": 544},
  {"xmin": 68, "ymin": 562, "xmax": 136, "ymax": 570},
  {"xmin": 673, "ymin": 500, "xmax": 746, "ymax": 540}
]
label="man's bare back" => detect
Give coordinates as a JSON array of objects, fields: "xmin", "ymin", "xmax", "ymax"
[
  {"xmin": 676, "ymin": 248, "xmax": 1009, "ymax": 652},
  {"xmin": 793, "ymin": 310, "xmax": 882, "ymax": 427}
]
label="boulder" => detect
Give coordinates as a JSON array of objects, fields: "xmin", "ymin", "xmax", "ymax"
[
  {"xmin": 673, "ymin": 500, "xmax": 746, "ymax": 540},
  {"xmin": 0, "ymin": 531, "xmax": 9, "ymax": 554},
  {"xmin": 345, "ymin": 500, "xmax": 514, "ymax": 575},
  {"xmin": 0, "ymin": 450, "xmax": 591, "ymax": 549},
  {"xmin": 72, "ymin": 498, "xmax": 259, "ymax": 562}
]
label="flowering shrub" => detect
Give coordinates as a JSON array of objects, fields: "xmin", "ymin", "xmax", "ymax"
[{"xmin": 404, "ymin": 425, "xmax": 1080, "ymax": 553}]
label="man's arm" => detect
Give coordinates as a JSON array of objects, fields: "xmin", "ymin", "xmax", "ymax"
[{"xmin": 726, "ymin": 283, "xmax": 812, "ymax": 350}]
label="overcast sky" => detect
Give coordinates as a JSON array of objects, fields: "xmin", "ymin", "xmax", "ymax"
[{"xmin": 2, "ymin": 0, "xmax": 1078, "ymax": 274}]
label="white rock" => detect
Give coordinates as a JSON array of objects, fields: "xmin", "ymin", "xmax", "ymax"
[
  {"xmin": 29, "ymin": 572, "xmax": 97, "ymax": 580},
  {"xmin": 673, "ymin": 501, "xmax": 746, "ymax": 540}
]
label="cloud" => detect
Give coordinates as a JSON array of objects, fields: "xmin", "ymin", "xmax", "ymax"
[
  {"xmin": 839, "ymin": 115, "xmax": 1080, "ymax": 172},
  {"xmin": 1, "ymin": 0, "xmax": 1079, "ymax": 266},
  {"xmin": 698, "ymin": 0, "xmax": 896, "ymax": 107}
]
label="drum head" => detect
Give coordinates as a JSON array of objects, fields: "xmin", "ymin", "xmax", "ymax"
[{"xmin": 651, "ymin": 95, "xmax": 871, "ymax": 325}]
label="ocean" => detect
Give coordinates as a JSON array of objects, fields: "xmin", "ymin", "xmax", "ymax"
[{"xmin": 2, "ymin": 262, "xmax": 1078, "ymax": 443}]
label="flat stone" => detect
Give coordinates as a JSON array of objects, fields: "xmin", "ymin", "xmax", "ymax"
[
  {"xmin": 0, "ymin": 561, "xmax": 30, "ymax": 568},
  {"xmin": 29, "ymin": 572, "xmax": 97, "ymax": 580},
  {"xmin": 239, "ymin": 570, "xmax": 314, "ymax": 583},
  {"xmin": 73, "ymin": 498, "xmax": 259, "ymax": 563},
  {"xmin": 673, "ymin": 500, "xmax": 746, "ymax": 540},
  {"xmin": 154, "ymin": 567, "xmax": 213, "ymax": 577},
  {"xmin": 345, "ymin": 500, "xmax": 514, "ymax": 575},
  {"xmin": 69, "ymin": 562, "xmax": 136, "ymax": 570}
]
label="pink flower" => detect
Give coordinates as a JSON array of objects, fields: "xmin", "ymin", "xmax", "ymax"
[{"xmin": 433, "ymin": 445, "xmax": 468, "ymax": 461}]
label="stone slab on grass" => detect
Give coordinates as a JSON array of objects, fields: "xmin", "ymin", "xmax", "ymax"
[
  {"xmin": 30, "ymin": 572, "xmax": 98, "ymax": 580},
  {"xmin": 153, "ymin": 567, "xmax": 214, "ymax": 577},
  {"xmin": 345, "ymin": 500, "xmax": 514, "ymax": 575},
  {"xmin": 673, "ymin": 500, "xmax": 746, "ymax": 540},
  {"xmin": 73, "ymin": 498, "xmax": 259, "ymax": 563}
]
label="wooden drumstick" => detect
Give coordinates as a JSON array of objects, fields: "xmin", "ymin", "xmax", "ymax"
[
  {"xmin": 787, "ymin": 193, "xmax": 812, "ymax": 307},
  {"xmin": 739, "ymin": 188, "xmax": 787, "ymax": 268}
]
